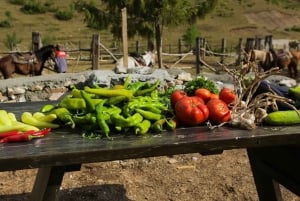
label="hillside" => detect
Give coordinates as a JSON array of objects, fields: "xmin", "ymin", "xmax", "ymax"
[{"xmin": 0, "ymin": 0, "xmax": 299, "ymax": 52}]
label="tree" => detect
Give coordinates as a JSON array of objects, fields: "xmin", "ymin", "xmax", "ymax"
[
  {"xmin": 75, "ymin": 0, "xmax": 218, "ymax": 68},
  {"xmin": 182, "ymin": 25, "xmax": 200, "ymax": 49}
]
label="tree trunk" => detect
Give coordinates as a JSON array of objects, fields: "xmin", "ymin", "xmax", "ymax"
[{"xmin": 155, "ymin": 20, "xmax": 163, "ymax": 69}]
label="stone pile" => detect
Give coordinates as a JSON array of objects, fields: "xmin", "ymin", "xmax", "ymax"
[{"xmin": 0, "ymin": 69, "xmax": 193, "ymax": 103}]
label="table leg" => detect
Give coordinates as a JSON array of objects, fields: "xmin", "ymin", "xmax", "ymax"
[
  {"xmin": 31, "ymin": 164, "xmax": 81, "ymax": 201},
  {"xmin": 247, "ymin": 148, "xmax": 283, "ymax": 201}
]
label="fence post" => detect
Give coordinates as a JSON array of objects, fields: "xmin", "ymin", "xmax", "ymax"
[
  {"xmin": 135, "ymin": 41, "xmax": 139, "ymax": 54},
  {"xmin": 91, "ymin": 34, "xmax": 100, "ymax": 70},
  {"xmin": 237, "ymin": 38, "xmax": 243, "ymax": 65},
  {"xmin": 268, "ymin": 35, "xmax": 273, "ymax": 49},
  {"xmin": 202, "ymin": 38, "xmax": 206, "ymax": 60},
  {"xmin": 32, "ymin": 32, "xmax": 42, "ymax": 52},
  {"xmin": 255, "ymin": 36, "xmax": 262, "ymax": 50},
  {"xmin": 178, "ymin": 38, "xmax": 182, "ymax": 59},
  {"xmin": 195, "ymin": 37, "xmax": 201, "ymax": 75},
  {"xmin": 245, "ymin": 38, "xmax": 254, "ymax": 53},
  {"xmin": 220, "ymin": 38, "xmax": 226, "ymax": 64}
]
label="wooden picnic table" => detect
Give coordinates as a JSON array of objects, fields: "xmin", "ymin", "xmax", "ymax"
[{"xmin": 0, "ymin": 101, "xmax": 300, "ymax": 201}]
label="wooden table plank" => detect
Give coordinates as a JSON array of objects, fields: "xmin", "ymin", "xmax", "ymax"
[{"xmin": 0, "ymin": 101, "xmax": 300, "ymax": 172}]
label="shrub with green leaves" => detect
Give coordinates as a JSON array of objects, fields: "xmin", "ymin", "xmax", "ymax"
[{"xmin": 20, "ymin": 0, "xmax": 47, "ymax": 14}]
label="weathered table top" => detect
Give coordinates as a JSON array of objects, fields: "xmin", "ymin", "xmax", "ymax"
[{"xmin": 1, "ymin": 101, "xmax": 300, "ymax": 172}]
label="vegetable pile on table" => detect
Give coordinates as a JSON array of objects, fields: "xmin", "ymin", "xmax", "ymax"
[
  {"xmin": 2, "ymin": 63, "xmax": 300, "ymax": 143},
  {"xmin": 0, "ymin": 109, "xmax": 52, "ymax": 143},
  {"xmin": 35, "ymin": 75, "xmax": 176, "ymax": 139}
]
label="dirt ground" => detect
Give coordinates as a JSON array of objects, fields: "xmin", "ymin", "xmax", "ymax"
[{"xmin": 0, "ymin": 150, "xmax": 300, "ymax": 201}]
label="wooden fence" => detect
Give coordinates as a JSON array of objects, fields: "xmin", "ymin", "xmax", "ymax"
[{"xmin": 1, "ymin": 32, "xmax": 297, "ymax": 74}]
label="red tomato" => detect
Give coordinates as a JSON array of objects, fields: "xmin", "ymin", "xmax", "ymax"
[
  {"xmin": 195, "ymin": 88, "xmax": 212, "ymax": 103},
  {"xmin": 206, "ymin": 99, "xmax": 231, "ymax": 124},
  {"xmin": 219, "ymin": 87, "xmax": 236, "ymax": 105},
  {"xmin": 174, "ymin": 96, "xmax": 209, "ymax": 126},
  {"xmin": 210, "ymin": 93, "xmax": 219, "ymax": 100},
  {"xmin": 170, "ymin": 90, "xmax": 187, "ymax": 107}
]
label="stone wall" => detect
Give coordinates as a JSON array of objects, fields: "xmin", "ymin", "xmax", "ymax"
[{"xmin": 0, "ymin": 69, "xmax": 193, "ymax": 103}]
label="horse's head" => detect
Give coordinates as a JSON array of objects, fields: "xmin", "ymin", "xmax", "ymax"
[
  {"xmin": 142, "ymin": 51, "xmax": 155, "ymax": 67},
  {"xmin": 35, "ymin": 45, "xmax": 56, "ymax": 60}
]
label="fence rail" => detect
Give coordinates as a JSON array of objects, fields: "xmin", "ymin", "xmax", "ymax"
[{"xmin": 1, "ymin": 32, "xmax": 298, "ymax": 74}]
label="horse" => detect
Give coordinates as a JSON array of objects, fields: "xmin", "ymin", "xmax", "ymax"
[
  {"xmin": 0, "ymin": 45, "xmax": 56, "ymax": 79},
  {"xmin": 270, "ymin": 48, "xmax": 299, "ymax": 79},
  {"xmin": 114, "ymin": 51, "xmax": 155, "ymax": 74},
  {"xmin": 244, "ymin": 49, "xmax": 275, "ymax": 72}
]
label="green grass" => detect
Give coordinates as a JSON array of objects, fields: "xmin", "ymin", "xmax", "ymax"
[{"xmin": 0, "ymin": 0, "xmax": 299, "ymax": 53}]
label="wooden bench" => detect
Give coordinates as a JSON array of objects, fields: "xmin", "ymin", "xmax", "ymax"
[{"xmin": 1, "ymin": 101, "xmax": 300, "ymax": 201}]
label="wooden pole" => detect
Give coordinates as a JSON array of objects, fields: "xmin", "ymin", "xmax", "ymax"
[
  {"xmin": 122, "ymin": 8, "xmax": 128, "ymax": 69},
  {"xmin": 220, "ymin": 38, "xmax": 226, "ymax": 64},
  {"xmin": 178, "ymin": 39, "xmax": 182, "ymax": 59},
  {"xmin": 237, "ymin": 38, "xmax": 243, "ymax": 65},
  {"xmin": 135, "ymin": 40, "xmax": 139, "ymax": 54},
  {"xmin": 32, "ymin": 32, "xmax": 42, "ymax": 52},
  {"xmin": 91, "ymin": 34, "xmax": 99, "ymax": 70},
  {"xmin": 195, "ymin": 37, "xmax": 201, "ymax": 75}
]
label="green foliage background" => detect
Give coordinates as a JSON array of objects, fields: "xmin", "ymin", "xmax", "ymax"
[{"xmin": 0, "ymin": 0, "xmax": 299, "ymax": 51}]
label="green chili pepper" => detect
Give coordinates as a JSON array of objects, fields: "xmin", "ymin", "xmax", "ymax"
[
  {"xmin": 59, "ymin": 97, "xmax": 86, "ymax": 110},
  {"xmin": 135, "ymin": 80, "xmax": 160, "ymax": 96},
  {"xmin": 139, "ymin": 105, "xmax": 162, "ymax": 114},
  {"xmin": 21, "ymin": 112, "xmax": 60, "ymax": 129},
  {"xmin": 151, "ymin": 118, "xmax": 166, "ymax": 132},
  {"xmin": 150, "ymin": 89, "xmax": 159, "ymax": 99},
  {"xmin": 0, "ymin": 110, "xmax": 12, "ymax": 126},
  {"xmin": 84, "ymin": 86, "xmax": 133, "ymax": 99},
  {"xmin": 127, "ymin": 81, "xmax": 145, "ymax": 94},
  {"xmin": 50, "ymin": 108, "xmax": 75, "ymax": 128},
  {"xmin": 102, "ymin": 105, "xmax": 122, "ymax": 124},
  {"xmin": 71, "ymin": 88, "xmax": 96, "ymax": 99},
  {"xmin": 134, "ymin": 119, "xmax": 151, "ymax": 135},
  {"xmin": 40, "ymin": 104, "xmax": 56, "ymax": 113},
  {"xmin": 135, "ymin": 108, "xmax": 162, "ymax": 121},
  {"xmin": 80, "ymin": 90, "xmax": 96, "ymax": 112},
  {"xmin": 111, "ymin": 113, "xmax": 143, "ymax": 128},
  {"xmin": 123, "ymin": 75, "xmax": 131, "ymax": 88},
  {"xmin": 106, "ymin": 95, "xmax": 127, "ymax": 105},
  {"xmin": 165, "ymin": 118, "xmax": 177, "ymax": 131},
  {"xmin": 73, "ymin": 113, "xmax": 96, "ymax": 124},
  {"xmin": 95, "ymin": 99, "xmax": 110, "ymax": 138}
]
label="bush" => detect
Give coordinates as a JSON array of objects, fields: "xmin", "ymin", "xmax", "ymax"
[
  {"xmin": 20, "ymin": 0, "xmax": 47, "ymax": 14},
  {"xmin": 7, "ymin": 0, "xmax": 26, "ymax": 5},
  {"xmin": 0, "ymin": 20, "xmax": 11, "ymax": 28},
  {"xmin": 3, "ymin": 32, "xmax": 22, "ymax": 51},
  {"xmin": 55, "ymin": 10, "xmax": 74, "ymax": 21},
  {"xmin": 291, "ymin": 25, "xmax": 300, "ymax": 32}
]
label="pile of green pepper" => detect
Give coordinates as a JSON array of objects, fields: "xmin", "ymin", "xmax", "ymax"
[{"xmin": 40, "ymin": 75, "xmax": 176, "ymax": 139}]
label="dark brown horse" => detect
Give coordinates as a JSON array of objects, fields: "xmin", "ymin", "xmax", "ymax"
[
  {"xmin": 270, "ymin": 48, "xmax": 299, "ymax": 79},
  {"xmin": 0, "ymin": 45, "xmax": 56, "ymax": 79}
]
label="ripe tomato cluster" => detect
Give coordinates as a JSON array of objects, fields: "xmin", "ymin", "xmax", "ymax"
[{"xmin": 171, "ymin": 87, "xmax": 236, "ymax": 127}]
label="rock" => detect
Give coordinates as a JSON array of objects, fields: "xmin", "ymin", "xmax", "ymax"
[{"xmin": 176, "ymin": 72, "xmax": 192, "ymax": 81}]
